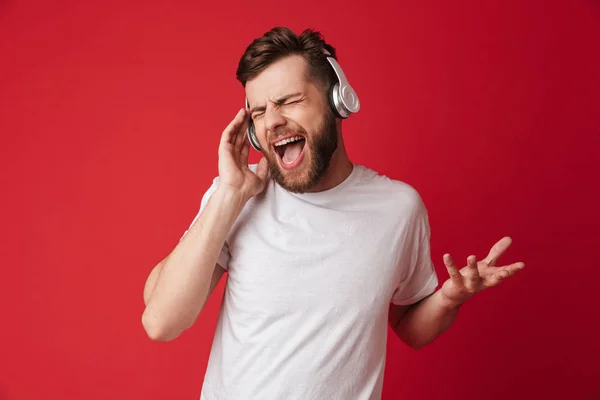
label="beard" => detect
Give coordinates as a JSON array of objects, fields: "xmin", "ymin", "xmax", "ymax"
[{"xmin": 264, "ymin": 109, "xmax": 338, "ymax": 194}]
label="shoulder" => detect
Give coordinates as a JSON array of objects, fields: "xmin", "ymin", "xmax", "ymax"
[
  {"xmin": 354, "ymin": 165, "xmax": 426, "ymax": 212},
  {"xmin": 199, "ymin": 175, "xmax": 220, "ymax": 209},
  {"xmin": 356, "ymin": 166, "xmax": 432, "ymax": 239}
]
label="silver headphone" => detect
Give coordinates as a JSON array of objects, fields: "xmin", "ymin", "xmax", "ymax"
[{"xmin": 245, "ymin": 49, "xmax": 360, "ymax": 152}]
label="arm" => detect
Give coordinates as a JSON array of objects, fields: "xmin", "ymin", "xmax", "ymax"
[
  {"xmin": 389, "ymin": 237, "xmax": 525, "ymax": 350},
  {"xmin": 389, "ymin": 290, "xmax": 460, "ymax": 350},
  {"xmin": 141, "ymin": 108, "xmax": 268, "ymax": 342},
  {"xmin": 142, "ymin": 258, "xmax": 225, "ymax": 308},
  {"xmin": 142, "ymin": 186, "xmax": 247, "ymax": 342}
]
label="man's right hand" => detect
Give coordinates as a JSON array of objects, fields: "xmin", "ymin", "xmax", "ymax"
[
  {"xmin": 143, "ymin": 109, "xmax": 268, "ymax": 342},
  {"xmin": 217, "ymin": 108, "xmax": 269, "ymax": 200}
]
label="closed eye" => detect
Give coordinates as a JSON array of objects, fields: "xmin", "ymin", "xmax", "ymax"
[{"xmin": 251, "ymin": 97, "xmax": 304, "ymax": 120}]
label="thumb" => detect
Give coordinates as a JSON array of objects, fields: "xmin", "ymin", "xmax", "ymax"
[{"xmin": 256, "ymin": 157, "xmax": 269, "ymax": 182}]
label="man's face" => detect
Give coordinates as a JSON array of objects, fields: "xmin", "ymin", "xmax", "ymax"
[{"xmin": 245, "ymin": 55, "xmax": 338, "ymax": 193}]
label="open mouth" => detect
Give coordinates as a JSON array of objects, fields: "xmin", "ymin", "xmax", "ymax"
[{"xmin": 273, "ymin": 136, "xmax": 306, "ymax": 170}]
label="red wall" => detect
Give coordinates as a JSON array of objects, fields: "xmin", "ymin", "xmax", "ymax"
[{"xmin": 1, "ymin": 0, "xmax": 598, "ymax": 399}]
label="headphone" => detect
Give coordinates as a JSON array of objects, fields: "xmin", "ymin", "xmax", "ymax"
[{"xmin": 245, "ymin": 49, "xmax": 360, "ymax": 152}]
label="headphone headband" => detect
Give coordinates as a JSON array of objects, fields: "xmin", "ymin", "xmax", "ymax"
[{"xmin": 324, "ymin": 56, "xmax": 360, "ymax": 117}]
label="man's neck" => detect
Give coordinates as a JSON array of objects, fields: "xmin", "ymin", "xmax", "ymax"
[{"xmin": 307, "ymin": 146, "xmax": 353, "ymax": 193}]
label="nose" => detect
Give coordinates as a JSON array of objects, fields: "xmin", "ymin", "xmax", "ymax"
[{"xmin": 264, "ymin": 106, "xmax": 286, "ymax": 135}]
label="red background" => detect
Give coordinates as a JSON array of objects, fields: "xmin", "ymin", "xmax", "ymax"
[{"xmin": 1, "ymin": 0, "xmax": 599, "ymax": 399}]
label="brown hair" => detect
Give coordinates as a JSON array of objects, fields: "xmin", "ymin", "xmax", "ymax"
[{"xmin": 236, "ymin": 27, "xmax": 338, "ymax": 92}]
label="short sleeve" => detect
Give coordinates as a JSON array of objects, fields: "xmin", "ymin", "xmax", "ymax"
[
  {"xmin": 179, "ymin": 176, "xmax": 231, "ymax": 270},
  {"xmin": 390, "ymin": 192, "xmax": 439, "ymax": 305}
]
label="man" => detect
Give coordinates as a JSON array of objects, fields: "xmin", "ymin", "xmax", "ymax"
[{"xmin": 141, "ymin": 27, "xmax": 525, "ymax": 400}]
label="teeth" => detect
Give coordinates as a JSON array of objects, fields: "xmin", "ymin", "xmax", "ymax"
[{"xmin": 274, "ymin": 136, "xmax": 303, "ymax": 147}]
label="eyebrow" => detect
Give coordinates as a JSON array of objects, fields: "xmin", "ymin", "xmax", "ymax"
[{"xmin": 249, "ymin": 92, "xmax": 304, "ymax": 114}]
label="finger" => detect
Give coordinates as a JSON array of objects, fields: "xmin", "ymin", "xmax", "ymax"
[
  {"xmin": 219, "ymin": 108, "xmax": 247, "ymax": 150},
  {"xmin": 483, "ymin": 262, "xmax": 525, "ymax": 288},
  {"xmin": 239, "ymin": 135, "xmax": 250, "ymax": 166},
  {"xmin": 466, "ymin": 255, "xmax": 479, "ymax": 278},
  {"xmin": 464, "ymin": 255, "xmax": 481, "ymax": 290},
  {"xmin": 483, "ymin": 236, "xmax": 513, "ymax": 266},
  {"xmin": 443, "ymin": 254, "xmax": 462, "ymax": 282},
  {"xmin": 502, "ymin": 261, "xmax": 525, "ymax": 275}
]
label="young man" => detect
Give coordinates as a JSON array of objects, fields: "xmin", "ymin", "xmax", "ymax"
[{"xmin": 142, "ymin": 27, "xmax": 525, "ymax": 400}]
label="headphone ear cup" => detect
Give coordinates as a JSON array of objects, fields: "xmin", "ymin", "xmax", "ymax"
[
  {"xmin": 247, "ymin": 120, "xmax": 262, "ymax": 151},
  {"xmin": 328, "ymin": 83, "xmax": 346, "ymax": 119},
  {"xmin": 245, "ymin": 97, "xmax": 262, "ymax": 151}
]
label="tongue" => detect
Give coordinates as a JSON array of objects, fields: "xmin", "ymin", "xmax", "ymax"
[{"xmin": 282, "ymin": 141, "xmax": 303, "ymax": 164}]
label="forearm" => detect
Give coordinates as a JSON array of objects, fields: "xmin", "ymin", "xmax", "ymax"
[
  {"xmin": 142, "ymin": 187, "xmax": 246, "ymax": 340},
  {"xmin": 393, "ymin": 289, "xmax": 462, "ymax": 349}
]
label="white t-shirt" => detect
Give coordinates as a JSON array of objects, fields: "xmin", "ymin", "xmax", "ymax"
[{"xmin": 182, "ymin": 163, "xmax": 439, "ymax": 400}]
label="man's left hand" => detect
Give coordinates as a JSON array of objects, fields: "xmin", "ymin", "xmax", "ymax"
[{"xmin": 439, "ymin": 236, "xmax": 525, "ymax": 308}]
